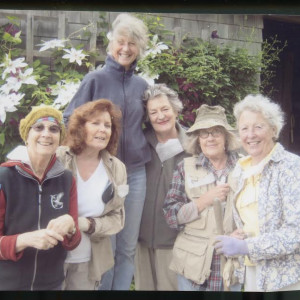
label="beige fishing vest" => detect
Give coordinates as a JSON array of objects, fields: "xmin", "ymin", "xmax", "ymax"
[{"xmin": 170, "ymin": 156, "xmax": 236, "ymax": 285}]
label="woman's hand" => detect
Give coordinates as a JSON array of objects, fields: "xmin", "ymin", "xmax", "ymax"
[
  {"xmin": 16, "ymin": 229, "xmax": 64, "ymax": 252},
  {"xmin": 230, "ymin": 229, "xmax": 246, "ymax": 240},
  {"xmin": 195, "ymin": 183, "xmax": 230, "ymax": 212},
  {"xmin": 78, "ymin": 217, "xmax": 90, "ymax": 232},
  {"xmin": 214, "ymin": 235, "xmax": 249, "ymax": 256},
  {"xmin": 46, "ymin": 214, "xmax": 75, "ymax": 236}
]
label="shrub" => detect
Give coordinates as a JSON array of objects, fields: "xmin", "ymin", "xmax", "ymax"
[{"xmin": 0, "ymin": 13, "xmax": 286, "ymax": 162}]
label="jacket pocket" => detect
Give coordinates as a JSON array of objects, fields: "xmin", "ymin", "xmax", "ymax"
[
  {"xmin": 170, "ymin": 232, "xmax": 214, "ymax": 285},
  {"xmin": 184, "ymin": 208, "xmax": 208, "ymax": 232}
]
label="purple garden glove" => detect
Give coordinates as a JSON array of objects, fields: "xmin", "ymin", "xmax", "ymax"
[{"xmin": 214, "ymin": 235, "xmax": 249, "ymax": 257}]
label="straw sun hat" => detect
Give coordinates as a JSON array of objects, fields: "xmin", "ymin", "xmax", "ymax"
[
  {"xmin": 187, "ymin": 104, "xmax": 234, "ymax": 133},
  {"xmin": 186, "ymin": 104, "xmax": 240, "ymax": 152}
]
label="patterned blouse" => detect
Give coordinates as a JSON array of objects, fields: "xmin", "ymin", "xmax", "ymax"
[{"xmin": 232, "ymin": 143, "xmax": 300, "ymax": 291}]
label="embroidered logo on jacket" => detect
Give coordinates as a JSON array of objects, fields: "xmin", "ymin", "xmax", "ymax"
[{"xmin": 50, "ymin": 192, "xmax": 64, "ymax": 209}]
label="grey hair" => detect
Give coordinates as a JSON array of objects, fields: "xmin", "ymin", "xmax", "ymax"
[
  {"xmin": 233, "ymin": 94, "xmax": 285, "ymax": 139},
  {"xmin": 143, "ymin": 83, "xmax": 183, "ymax": 122},
  {"xmin": 107, "ymin": 13, "xmax": 148, "ymax": 59},
  {"xmin": 184, "ymin": 128, "xmax": 240, "ymax": 155}
]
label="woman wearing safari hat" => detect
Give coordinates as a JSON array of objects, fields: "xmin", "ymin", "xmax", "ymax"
[
  {"xmin": 163, "ymin": 104, "xmax": 241, "ymax": 291},
  {"xmin": 0, "ymin": 105, "xmax": 81, "ymax": 290}
]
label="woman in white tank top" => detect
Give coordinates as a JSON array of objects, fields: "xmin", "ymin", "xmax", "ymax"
[{"xmin": 57, "ymin": 99, "xmax": 128, "ymax": 290}]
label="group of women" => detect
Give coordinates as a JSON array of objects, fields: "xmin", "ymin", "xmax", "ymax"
[{"xmin": 0, "ymin": 12, "xmax": 300, "ymax": 293}]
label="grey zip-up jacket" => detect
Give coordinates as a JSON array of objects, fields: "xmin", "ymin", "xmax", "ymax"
[
  {"xmin": 56, "ymin": 146, "xmax": 128, "ymax": 281},
  {"xmin": 63, "ymin": 55, "xmax": 151, "ymax": 172}
]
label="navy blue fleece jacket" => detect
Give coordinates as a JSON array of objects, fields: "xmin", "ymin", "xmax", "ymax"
[{"xmin": 63, "ymin": 55, "xmax": 151, "ymax": 172}]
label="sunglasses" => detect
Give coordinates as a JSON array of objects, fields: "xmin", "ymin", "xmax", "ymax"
[{"xmin": 31, "ymin": 123, "xmax": 61, "ymax": 134}]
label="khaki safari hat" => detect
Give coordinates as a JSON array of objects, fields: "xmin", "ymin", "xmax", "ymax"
[{"xmin": 187, "ymin": 104, "xmax": 234, "ymax": 133}]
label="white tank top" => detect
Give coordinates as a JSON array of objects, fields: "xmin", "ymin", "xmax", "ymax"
[{"xmin": 66, "ymin": 159, "xmax": 109, "ymax": 263}]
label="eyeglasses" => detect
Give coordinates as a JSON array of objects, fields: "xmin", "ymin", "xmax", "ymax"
[
  {"xmin": 199, "ymin": 127, "xmax": 223, "ymax": 139},
  {"xmin": 31, "ymin": 123, "xmax": 61, "ymax": 134}
]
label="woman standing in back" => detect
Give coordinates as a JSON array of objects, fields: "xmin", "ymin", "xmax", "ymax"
[{"xmin": 63, "ymin": 13, "xmax": 150, "ymax": 290}]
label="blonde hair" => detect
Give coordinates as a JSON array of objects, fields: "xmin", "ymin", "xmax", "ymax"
[{"xmin": 107, "ymin": 13, "xmax": 148, "ymax": 59}]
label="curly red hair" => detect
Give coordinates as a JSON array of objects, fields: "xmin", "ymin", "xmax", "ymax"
[{"xmin": 65, "ymin": 99, "xmax": 122, "ymax": 156}]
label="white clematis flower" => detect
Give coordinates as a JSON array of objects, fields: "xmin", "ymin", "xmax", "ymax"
[
  {"xmin": 0, "ymin": 68, "xmax": 38, "ymax": 94},
  {"xmin": 62, "ymin": 48, "xmax": 88, "ymax": 66},
  {"xmin": 18, "ymin": 68, "xmax": 38, "ymax": 85},
  {"xmin": 0, "ymin": 54, "xmax": 28, "ymax": 79},
  {"xmin": 38, "ymin": 39, "xmax": 67, "ymax": 52},
  {"xmin": 51, "ymin": 80, "xmax": 80, "ymax": 109},
  {"xmin": 0, "ymin": 92, "xmax": 24, "ymax": 123},
  {"xmin": 1, "ymin": 77, "xmax": 21, "ymax": 93},
  {"xmin": 138, "ymin": 72, "xmax": 159, "ymax": 85},
  {"xmin": 145, "ymin": 35, "xmax": 169, "ymax": 57}
]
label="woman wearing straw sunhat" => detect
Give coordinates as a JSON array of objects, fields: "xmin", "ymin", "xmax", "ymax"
[{"xmin": 163, "ymin": 104, "xmax": 240, "ymax": 291}]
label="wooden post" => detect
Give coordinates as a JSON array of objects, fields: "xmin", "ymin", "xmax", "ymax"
[
  {"xmin": 26, "ymin": 11, "xmax": 33, "ymax": 64},
  {"xmin": 58, "ymin": 12, "xmax": 66, "ymax": 40},
  {"xmin": 173, "ymin": 26, "xmax": 182, "ymax": 48},
  {"xmin": 89, "ymin": 11, "xmax": 98, "ymax": 69}
]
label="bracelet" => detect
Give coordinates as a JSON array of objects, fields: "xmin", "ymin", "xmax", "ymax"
[{"xmin": 85, "ymin": 217, "xmax": 96, "ymax": 235}]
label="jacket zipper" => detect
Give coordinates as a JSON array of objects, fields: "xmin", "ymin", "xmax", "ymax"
[
  {"xmin": 151, "ymin": 162, "xmax": 164, "ymax": 248},
  {"xmin": 31, "ymin": 184, "xmax": 42, "ymax": 291},
  {"xmin": 16, "ymin": 167, "xmax": 64, "ymax": 290},
  {"xmin": 122, "ymin": 71, "xmax": 127, "ymax": 165}
]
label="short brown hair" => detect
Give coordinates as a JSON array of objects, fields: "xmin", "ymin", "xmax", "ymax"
[{"xmin": 65, "ymin": 99, "xmax": 122, "ymax": 156}]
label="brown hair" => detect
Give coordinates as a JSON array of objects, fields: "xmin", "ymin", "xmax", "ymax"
[{"xmin": 65, "ymin": 99, "xmax": 122, "ymax": 156}]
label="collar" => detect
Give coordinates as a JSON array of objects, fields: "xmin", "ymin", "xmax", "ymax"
[
  {"xmin": 233, "ymin": 143, "xmax": 283, "ymax": 179},
  {"xmin": 61, "ymin": 146, "xmax": 113, "ymax": 168},
  {"xmin": 2, "ymin": 145, "xmax": 60, "ymax": 182},
  {"xmin": 105, "ymin": 54, "xmax": 137, "ymax": 76},
  {"xmin": 145, "ymin": 121, "xmax": 187, "ymax": 149},
  {"xmin": 195, "ymin": 151, "xmax": 238, "ymax": 169}
]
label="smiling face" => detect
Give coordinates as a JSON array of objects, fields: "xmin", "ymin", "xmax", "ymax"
[
  {"xmin": 26, "ymin": 120, "xmax": 60, "ymax": 160},
  {"xmin": 238, "ymin": 110, "xmax": 276, "ymax": 165},
  {"xmin": 198, "ymin": 126, "xmax": 226, "ymax": 160},
  {"xmin": 110, "ymin": 33, "xmax": 139, "ymax": 70},
  {"xmin": 84, "ymin": 111, "xmax": 112, "ymax": 153},
  {"xmin": 147, "ymin": 95, "xmax": 177, "ymax": 140}
]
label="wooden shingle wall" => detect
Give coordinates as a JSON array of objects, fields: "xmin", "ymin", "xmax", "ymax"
[
  {"xmin": 0, "ymin": 10, "xmax": 264, "ymax": 65},
  {"xmin": 153, "ymin": 13, "xmax": 263, "ymax": 55}
]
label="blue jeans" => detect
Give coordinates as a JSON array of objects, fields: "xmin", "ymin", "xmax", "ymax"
[
  {"xmin": 177, "ymin": 274, "xmax": 207, "ymax": 291},
  {"xmin": 99, "ymin": 166, "xmax": 146, "ymax": 290}
]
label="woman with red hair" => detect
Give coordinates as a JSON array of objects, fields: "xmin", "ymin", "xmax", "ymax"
[{"xmin": 57, "ymin": 99, "xmax": 128, "ymax": 290}]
